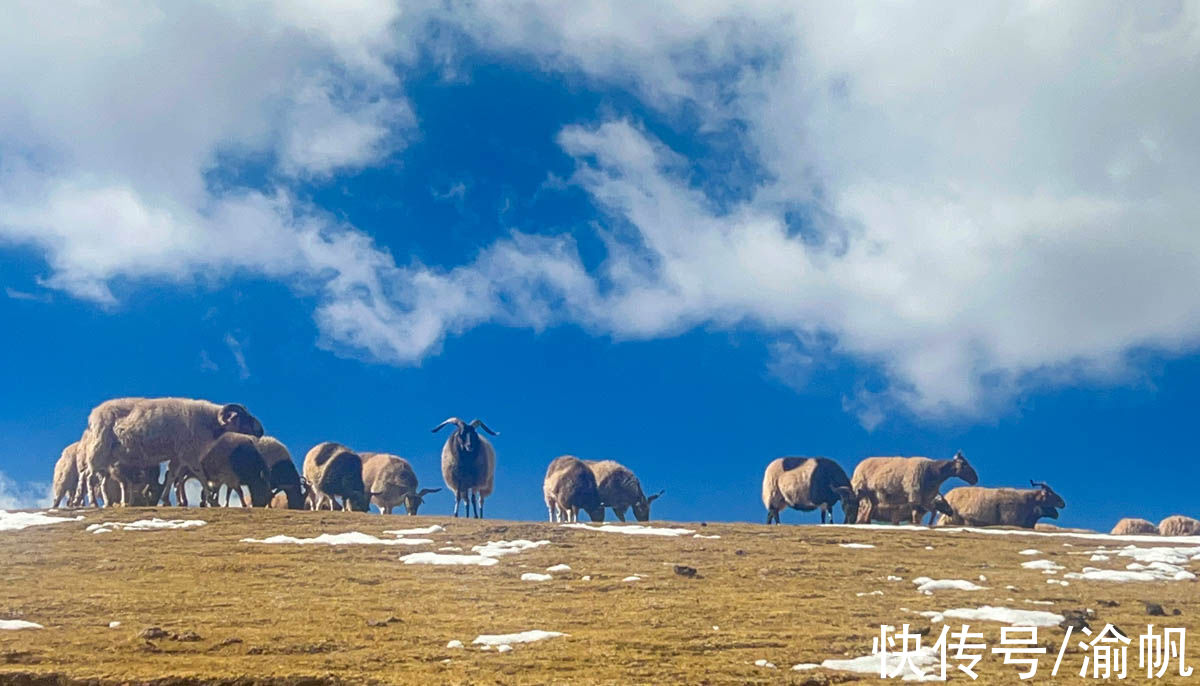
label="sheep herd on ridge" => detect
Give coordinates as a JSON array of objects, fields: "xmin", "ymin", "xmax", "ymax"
[{"xmin": 45, "ymin": 396, "xmax": 1200, "ymax": 536}]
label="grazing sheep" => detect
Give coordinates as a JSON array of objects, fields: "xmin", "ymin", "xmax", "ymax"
[
  {"xmin": 255, "ymin": 436, "xmax": 306, "ymax": 510},
  {"xmin": 543, "ymin": 455, "xmax": 605, "ymax": 523},
  {"xmin": 360, "ymin": 452, "xmax": 441, "ymax": 515},
  {"xmin": 52, "ymin": 443, "xmax": 81, "ymax": 509},
  {"xmin": 856, "ymin": 491, "xmax": 955, "ymax": 525},
  {"xmin": 78, "ymin": 397, "xmax": 263, "ymax": 507},
  {"xmin": 1158, "ymin": 515, "xmax": 1200, "ymax": 537},
  {"xmin": 936, "ymin": 481, "xmax": 1065, "ymax": 528},
  {"xmin": 583, "ymin": 460, "xmax": 662, "ymax": 522},
  {"xmin": 761, "ymin": 457, "xmax": 857, "ymax": 525},
  {"xmin": 302, "ymin": 442, "xmax": 371, "ymax": 512},
  {"xmin": 850, "ymin": 451, "xmax": 978, "ymax": 525},
  {"xmin": 100, "ymin": 464, "xmax": 166, "ymax": 507},
  {"xmin": 195, "ymin": 433, "xmax": 272, "ymax": 507},
  {"xmin": 433, "ymin": 417, "xmax": 497, "ymax": 518},
  {"xmin": 1110, "ymin": 518, "xmax": 1159, "ymax": 536}
]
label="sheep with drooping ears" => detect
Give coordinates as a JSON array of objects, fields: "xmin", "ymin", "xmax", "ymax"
[
  {"xmin": 543, "ymin": 455, "xmax": 605, "ymax": 523},
  {"xmin": 77, "ymin": 397, "xmax": 263, "ymax": 507},
  {"xmin": 1110, "ymin": 517, "xmax": 1159, "ymax": 536},
  {"xmin": 360, "ymin": 452, "xmax": 441, "ymax": 515},
  {"xmin": 761, "ymin": 457, "xmax": 858, "ymax": 524},
  {"xmin": 935, "ymin": 481, "xmax": 1065, "ymax": 528},
  {"xmin": 433, "ymin": 417, "xmax": 497, "ymax": 518},
  {"xmin": 850, "ymin": 451, "xmax": 978, "ymax": 525},
  {"xmin": 1158, "ymin": 514, "xmax": 1200, "ymax": 537},
  {"xmin": 302, "ymin": 442, "xmax": 371, "ymax": 512},
  {"xmin": 584, "ymin": 460, "xmax": 662, "ymax": 522}
]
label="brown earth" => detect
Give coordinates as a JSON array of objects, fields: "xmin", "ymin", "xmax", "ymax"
[{"xmin": 1, "ymin": 508, "xmax": 1196, "ymax": 684}]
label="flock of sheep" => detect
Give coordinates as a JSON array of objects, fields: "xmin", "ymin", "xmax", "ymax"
[{"xmin": 45, "ymin": 396, "xmax": 1200, "ymax": 536}]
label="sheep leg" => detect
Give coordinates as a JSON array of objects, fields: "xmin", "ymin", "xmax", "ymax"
[
  {"xmin": 452, "ymin": 490, "xmax": 461, "ymax": 517},
  {"xmin": 234, "ymin": 487, "xmax": 248, "ymax": 508},
  {"xmin": 614, "ymin": 507, "xmax": 627, "ymax": 522},
  {"xmin": 160, "ymin": 464, "xmax": 177, "ymax": 506},
  {"xmin": 478, "ymin": 495, "xmax": 485, "ymax": 519}
]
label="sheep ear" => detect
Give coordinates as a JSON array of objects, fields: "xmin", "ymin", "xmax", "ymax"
[{"xmin": 218, "ymin": 404, "xmax": 242, "ymax": 426}]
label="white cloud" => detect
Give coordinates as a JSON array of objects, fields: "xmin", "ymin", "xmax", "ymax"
[
  {"xmin": 3, "ymin": 2, "xmax": 1200, "ymax": 424},
  {"xmin": 0, "ymin": 471, "xmax": 49, "ymax": 510},
  {"xmin": 225, "ymin": 333, "xmax": 251, "ymax": 380}
]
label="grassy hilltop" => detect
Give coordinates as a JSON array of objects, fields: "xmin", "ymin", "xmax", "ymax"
[{"xmin": 1, "ymin": 508, "xmax": 1197, "ymax": 685}]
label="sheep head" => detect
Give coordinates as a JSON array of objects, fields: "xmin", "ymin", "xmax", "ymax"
[
  {"xmin": 1030, "ymin": 480, "xmax": 1065, "ymax": 509},
  {"xmin": 949, "ymin": 451, "xmax": 978, "ymax": 485},
  {"xmin": 929, "ymin": 493, "xmax": 955, "ymax": 517},
  {"xmin": 433, "ymin": 417, "xmax": 498, "ymax": 455},
  {"xmin": 218, "ymin": 403, "xmax": 264, "ymax": 438},
  {"xmin": 632, "ymin": 489, "xmax": 664, "ymax": 522},
  {"xmin": 402, "ymin": 487, "xmax": 442, "ymax": 515},
  {"xmin": 834, "ymin": 486, "xmax": 860, "ymax": 524}
]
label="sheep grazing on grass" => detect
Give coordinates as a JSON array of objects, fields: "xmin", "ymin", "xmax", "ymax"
[
  {"xmin": 196, "ymin": 433, "xmax": 273, "ymax": 507},
  {"xmin": 584, "ymin": 460, "xmax": 662, "ymax": 522},
  {"xmin": 100, "ymin": 464, "xmax": 165, "ymax": 507},
  {"xmin": 52, "ymin": 442, "xmax": 81, "ymax": 508},
  {"xmin": 850, "ymin": 451, "xmax": 978, "ymax": 525},
  {"xmin": 361, "ymin": 452, "xmax": 441, "ymax": 515},
  {"xmin": 1109, "ymin": 517, "xmax": 1159, "ymax": 536},
  {"xmin": 255, "ymin": 437, "xmax": 307, "ymax": 510},
  {"xmin": 543, "ymin": 455, "xmax": 605, "ymax": 523},
  {"xmin": 935, "ymin": 481, "xmax": 1065, "ymax": 528},
  {"xmin": 761, "ymin": 457, "xmax": 858, "ymax": 524},
  {"xmin": 856, "ymin": 491, "xmax": 955, "ymax": 525},
  {"xmin": 1158, "ymin": 514, "xmax": 1200, "ymax": 537},
  {"xmin": 303, "ymin": 442, "xmax": 371, "ymax": 512},
  {"xmin": 78, "ymin": 397, "xmax": 263, "ymax": 507},
  {"xmin": 433, "ymin": 417, "xmax": 497, "ymax": 518}
]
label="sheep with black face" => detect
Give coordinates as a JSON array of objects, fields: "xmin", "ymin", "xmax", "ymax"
[{"xmin": 433, "ymin": 417, "xmax": 497, "ymax": 518}]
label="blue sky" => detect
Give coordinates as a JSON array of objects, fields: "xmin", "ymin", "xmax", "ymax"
[{"xmin": 1, "ymin": 2, "xmax": 1198, "ymax": 529}]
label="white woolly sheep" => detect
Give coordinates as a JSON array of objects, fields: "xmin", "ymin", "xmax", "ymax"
[
  {"xmin": 52, "ymin": 442, "xmax": 80, "ymax": 509},
  {"xmin": 584, "ymin": 459, "xmax": 662, "ymax": 522},
  {"xmin": 935, "ymin": 481, "xmax": 1065, "ymax": 528},
  {"xmin": 543, "ymin": 455, "xmax": 605, "ymax": 523},
  {"xmin": 850, "ymin": 452, "xmax": 978, "ymax": 525},
  {"xmin": 360, "ymin": 452, "xmax": 441, "ymax": 515},
  {"xmin": 433, "ymin": 417, "xmax": 497, "ymax": 518},
  {"xmin": 1110, "ymin": 517, "xmax": 1159, "ymax": 536},
  {"xmin": 761, "ymin": 457, "xmax": 857, "ymax": 524},
  {"xmin": 1158, "ymin": 514, "xmax": 1200, "ymax": 537}
]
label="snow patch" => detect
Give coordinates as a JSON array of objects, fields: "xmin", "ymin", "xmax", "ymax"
[
  {"xmin": 622, "ymin": 575, "xmax": 642, "ymax": 582},
  {"xmin": 546, "ymin": 564, "xmax": 571, "ymax": 572},
  {"xmin": 1021, "ymin": 559, "xmax": 1064, "ymax": 572},
  {"xmin": 840, "ymin": 543, "xmax": 875, "ymax": 549},
  {"xmin": 820, "ymin": 647, "xmax": 943, "ymax": 681},
  {"xmin": 400, "ymin": 552, "xmax": 499, "ymax": 566},
  {"xmin": 693, "ymin": 534, "xmax": 720, "ymax": 539},
  {"xmin": 521, "ymin": 573, "xmax": 552, "ymax": 582},
  {"xmin": 0, "ymin": 620, "xmax": 42, "ymax": 630},
  {"xmin": 754, "ymin": 659, "xmax": 777, "ymax": 669},
  {"xmin": 472, "ymin": 630, "xmax": 566, "ymax": 646},
  {"xmin": 446, "ymin": 639, "xmax": 463, "ymax": 649},
  {"xmin": 1018, "ymin": 549, "xmax": 1041, "ymax": 555},
  {"xmin": 0, "ymin": 511, "xmax": 82, "ymax": 532},
  {"xmin": 563, "ymin": 523, "xmax": 694, "ymax": 537},
  {"xmin": 472, "ymin": 539, "xmax": 551, "ymax": 557},
  {"xmin": 913, "ymin": 577, "xmax": 984, "ymax": 593},
  {"xmin": 941, "ymin": 606, "xmax": 1064, "ymax": 627},
  {"xmin": 89, "ymin": 518, "xmax": 204, "ymax": 533},
  {"xmin": 242, "ymin": 532, "xmax": 432, "ymax": 546},
  {"xmin": 496, "ymin": 644, "xmax": 512, "ymax": 653},
  {"xmin": 382, "ymin": 525, "xmax": 445, "ymax": 536}
]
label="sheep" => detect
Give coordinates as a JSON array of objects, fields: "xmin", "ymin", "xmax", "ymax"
[
  {"xmin": 850, "ymin": 451, "xmax": 978, "ymax": 525},
  {"xmin": 856, "ymin": 491, "xmax": 955, "ymax": 525},
  {"xmin": 432, "ymin": 417, "xmax": 497, "ymax": 518},
  {"xmin": 360, "ymin": 452, "xmax": 441, "ymax": 515},
  {"xmin": 302, "ymin": 442, "xmax": 371, "ymax": 512},
  {"xmin": 583, "ymin": 460, "xmax": 662, "ymax": 522},
  {"xmin": 52, "ymin": 442, "xmax": 81, "ymax": 509},
  {"xmin": 195, "ymin": 433, "xmax": 272, "ymax": 507},
  {"xmin": 100, "ymin": 464, "xmax": 165, "ymax": 507},
  {"xmin": 78, "ymin": 397, "xmax": 263, "ymax": 507},
  {"xmin": 1110, "ymin": 518, "xmax": 1159, "ymax": 536},
  {"xmin": 255, "ymin": 436, "xmax": 307, "ymax": 510},
  {"xmin": 761, "ymin": 457, "xmax": 857, "ymax": 524},
  {"xmin": 543, "ymin": 455, "xmax": 605, "ymax": 523},
  {"xmin": 935, "ymin": 481, "xmax": 1065, "ymax": 528},
  {"xmin": 1158, "ymin": 515, "xmax": 1200, "ymax": 537}
]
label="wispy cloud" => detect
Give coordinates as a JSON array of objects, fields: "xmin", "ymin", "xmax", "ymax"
[
  {"xmin": 5, "ymin": 287, "xmax": 51, "ymax": 303},
  {"xmin": 199, "ymin": 349, "xmax": 219, "ymax": 373},
  {"xmin": 0, "ymin": 471, "xmax": 50, "ymax": 510},
  {"xmin": 224, "ymin": 333, "xmax": 250, "ymax": 380}
]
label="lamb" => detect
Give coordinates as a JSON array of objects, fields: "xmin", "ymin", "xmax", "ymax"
[
  {"xmin": 195, "ymin": 433, "xmax": 272, "ymax": 507},
  {"xmin": 1158, "ymin": 514, "xmax": 1200, "ymax": 537},
  {"xmin": 850, "ymin": 451, "xmax": 978, "ymax": 525},
  {"xmin": 543, "ymin": 455, "xmax": 605, "ymax": 523},
  {"xmin": 256, "ymin": 436, "xmax": 306, "ymax": 510},
  {"xmin": 433, "ymin": 417, "xmax": 497, "ymax": 518},
  {"xmin": 52, "ymin": 442, "xmax": 81, "ymax": 508},
  {"xmin": 761, "ymin": 457, "xmax": 857, "ymax": 524},
  {"xmin": 77, "ymin": 397, "xmax": 263, "ymax": 507},
  {"xmin": 302, "ymin": 442, "xmax": 371, "ymax": 512},
  {"xmin": 583, "ymin": 460, "xmax": 662, "ymax": 522},
  {"xmin": 935, "ymin": 481, "xmax": 1065, "ymax": 528},
  {"xmin": 856, "ymin": 491, "xmax": 955, "ymax": 525},
  {"xmin": 1110, "ymin": 517, "xmax": 1159, "ymax": 536},
  {"xmin": 360, "ymin": 452, "xmax": 441, "ymax": 515}
]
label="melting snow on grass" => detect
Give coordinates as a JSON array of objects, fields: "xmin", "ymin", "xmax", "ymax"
[
  {"xmin": 754, "ymin": 659, "xmax": 777, "ymax": 669},
  {"xmin": 241, "ymin": 532, "xmax": 432, "ymax": 546},
  {"xmin": 563, "ymin": 523, "xmax": 695, "ymax": 537},
  {"xmin": 840, "ymin": 543, "xmax": 875, "ymax": 549},
  {"xmin": 88, "ymin": 519, "xmax": 205, "ymax": 534},
  {"xmin": 1018, "ymin": 549, "xmax": 1041, "ymax": 555},
  {"xmin": 622, "ymin": 575, "xmax": 642, "ymax": 582},
  {"xmin": 816, "ymin": 647, "xmax": 943, "ymax": 681},
  {"xmin": 693, "ymin": 534, "xmax": 720, "ymax": 539},
  {"xmin": 446, "ymin": 640, "xmax": 463, "ymax": 649},
  {"xmin": 912, "ymin": 577, "xmax": 983, "ymax": 593},
  {"xmin": 521, "ymin": 573, "xmax": 552, "ymax": 582},
  {"xmin": 546, "ymin": 564, "xmax": 571, "ymax": 572},
  {"xmin": 0, "ymin": 620, "xmax": 42, "ymax": 630},
  {"xmin": 1021, "ymin": 559, "xmax": 1065, "ymax": 573},
  {"xmin": 0, "ymin": 511, "xmax": 83, "ymax": 532},
  {"xmin": 472, "ymin": 630, "xmax": 566, "ymax": 646},
  {"xmin": 400, "ymin": 552, "xmax": 499, "ymax": 566},
  {"xmin": 1060, "ymin": 544, "xmax": 1199, "ymax": 582},
  {"xmin": 942, "ymin": 606, "xmax": 1064, "ymax": 627},
  {"xmin": 382, "ymin": 525, "xmax": 446, "ymax": 536},
  {"xmin": 472, "ymin": 540, "xmax": 551, "ymax": 557}
]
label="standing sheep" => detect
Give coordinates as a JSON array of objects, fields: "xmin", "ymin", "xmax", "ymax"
[
  {"xmin": 935, "ymin": 481, "xmax": 1065, "ymax": 528},
  {"xmin": 302, "ymin": 442, "xmax": 371, "ymax": 512},
  {"xmin": 196, "ymin": 433, "xmax": 273, "ymax": 507},
  {"xmin": 584, "ymin": 460, "xmax": 662, "ymax": 522},
  {"xmin": 360, "ymin": 452, "xmax": 441, "ymax": 515},
  {"xmin": 1158, "ymin": 515, "xmax": 1200, "ymax": 537},
  {"xmin": 256, "ymin": 436, "xmax": 307, "ymax": 510},
  {"xmin": 761, "ymin": 457, "xmax": 858, "ymax": 525},
  {"xmin": 52, "ymin": 442, "xmax": 81, "ymax": 509},
  {"xmin": 856, "ymin": 491, "xmax": 956, "ymax": 525},
  {"xmin": 78, "ymin": 397, "xmax": 263, "ymax": 507},
  {"xmin": 1110, "ymin": 518, "xmax": 1159, "ymax": 536},
  {"xmin": 100, "ymin": 464, "xmax": 165, "ymax": 507},
  {"xmin": 850, "ymin": 451, "xmax": 978, "ymax": 525},
  {"xmin": 433, "ymin": 417, "xmax": 497, "ymax": 518},
  {"xmin": 543, "ymin": 455, "xmax": 605, "ymax": 523}
]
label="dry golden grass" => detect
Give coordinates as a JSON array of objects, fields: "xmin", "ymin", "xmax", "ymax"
[{"xmin": 1, "ymin": 508, "xmax": 1196, "ymax": 684}]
